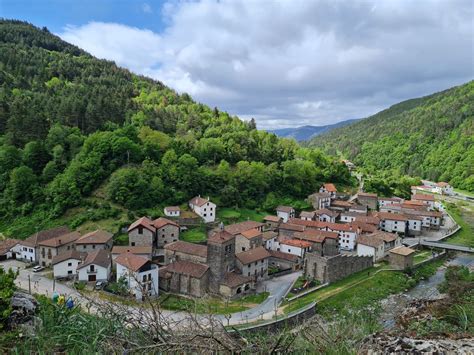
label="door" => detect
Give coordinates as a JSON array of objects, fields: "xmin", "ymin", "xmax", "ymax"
[{"xmin": 88, "ymin": 274, "xmax": 96, "ymax": 282}]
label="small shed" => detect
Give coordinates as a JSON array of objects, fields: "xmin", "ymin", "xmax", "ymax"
[{"xmin": 389, "ymin": 246, "xmax": 415, "ymax": 270}]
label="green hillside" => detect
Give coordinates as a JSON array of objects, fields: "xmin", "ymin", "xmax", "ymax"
[
  {"xmin": 0, "ymin": 20, "xmax": 353, "ymax": 238},
  {"xmin": 309, "ymin": 81, "xmax": 474, "ymax": 192}
]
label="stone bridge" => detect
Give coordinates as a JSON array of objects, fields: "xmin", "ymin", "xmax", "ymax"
[{"xmin": 420, "ymin": 240, "xmax": 473, "ymax": 253}]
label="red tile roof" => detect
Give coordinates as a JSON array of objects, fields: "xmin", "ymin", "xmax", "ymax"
[
  {"xmin": 378, "ymin": 212, "xmax": 408, "ymax": 221},
  {"xmin": 165, "ymin": 206, "xmax": 181, "ymax": 212},
  {"xmin": 299, "ymin": 211, "xmax": 316, "ymax": 219},
  {"xmin": 115, "ymin": 252, "xmax": 149, "ymax": 272},
  {"xmin": 411, "ymin": 193, "xmax": 435, "ymax": 202},
  {"xmin": 315, "ymin": 208, "xmax": 339, "ymax": 218},
  {"xmin": 128, "ymin": 217, "xmax": 156, "ymax": 233},
  {"xmin": 319, "ymin": 222, "xmax": 355, "ymax": 232},
  {"xmin": 276, "ymin": 205, "xmax": 294, "ymax": 213},
  {"xmin": 280, "ymin": 239, "xmax": 312, "ymax": 248},
  {"xmin": 322, "ymin": 183, "xmax": 337, "ymax": 192},
  {"xmin": 52, "ymin": 250, "xmax": 87, "ymax": 265},
  {"xmin": 21, "ymin": 226, "xmax": 71, "ymax": 248},
  {"xmin": 111, "ymin": 246, "xmax": 153, "ymax": 255},
  {"xmin": 390, "ymin": 246, "xmax": 415, "ymax": 256},
  {"xmin": 208, "ymin": 229, "xmax": 234, "ymax": 244},
  {"xmin": 241, "ymin": 229, "xmax": 262, "ymax": 239},
  {"xmin": 0, "ymin": 239, "xmax": 21, "ymax": 256},
  {"xmin": 279, "ymin": 223, "xmax": 305, "ymax": 232},
  {"xmin": 236, "ymin": 246, "xmax": 270, "ymax": 265},
  {"xmin": 263, "ymin": 215, "xmax": 282, "ymax": 222},
  {"xmin": 153, "ymin": 217, "xmax": 179, "ymax": 229},
  {"xmin": 165, "ymin": 260, "xmax": 209, "ymax": 278},
  {"xmin": 223, "ymin": 221, "xmax": 264, "ymax": 235},
  {"xmin": 269, "ymin": 250, "xmax": 300, "ymax": 262},
  {"xmin": 77, "ymin": 249, "xmax": 111, "ymax": 270},
  {"xmin": 38, "ymin": 231, "xmax": 81, "ymax": 247},
  {"xmin": 164, "ymin": 241, "xmax": 208, "ymax": 258},
  {"xmin": 76, "ymin": 230, "xmax": 113, "ymax": 245},
  {"xmin": 221, "ymin": 272, "xmax": 253, "ymax": 287},
  {"xmin": 189, "ymin": 196, "xmax": 210, "ymax": 207}
]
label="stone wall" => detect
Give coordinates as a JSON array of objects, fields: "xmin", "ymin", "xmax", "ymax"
[
  {"xmin": 156, "ymin": 224, "xmax": 180, "ymax": 248},
  {"xmin": 129, "ymin": 228, "xmax": 154, "ymax": 247},
  {"xmin": 164, "ymin": 249, "xmax": 207, "ymax": 265},
  {"xmin": 168, "ymin": 270, "xmax": 209, "ymax": 297},
  {"xmin": 304, "ymin": 253, "xmax": 373, "ymax": 283}
]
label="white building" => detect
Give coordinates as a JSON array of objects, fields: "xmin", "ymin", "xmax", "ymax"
[
  {"xmin": 0, "ymin": 239, "xmax": 21, "ymax": 261},
  {"xmin": 77, "ymin": 250, "xmax": 111, "ymax": 283},
  {"xmin": 164, "ymin": 206, "xmax": 181, "ymax": 217},
  {"xmin": 111, "ymin": 246, "xmax": 153, "ymax": 265},
  {"xmin": 308, "ymin": 192, "xmax": 331, "ymax": 210},
  {"xmin": 434, "ymin": 182, "xmax": 454, "ymax": 195},
  {"xmin": 189, "ymin": 196, "xmax": 216, "ymax": 223},
  {"xmin": 319, "ymin": 183, "xmax": 337, "ymax": 199},
  {"xmin": 378, "ymin": 197, "xmax": 404, "ymax": 208},
  {"xmin": 52, "ymin": 250, "xmax": 87, "ymax": 279},
  {"xmin": 115, "ymin": 252, "xmax": 159, "ymax": 301},
  {"xmin": 277, "ymin": 239, "xmax": 312, "ymax": 257},
  {"xmin": 262, "ymin": 231, "xmax": 278, "ymax": 251},
  {"xmin": 318, "ymin": 222, "xmax": 358, "ymax": 251},
  {"xmin": 378, "ymin": 213, "xmax": 407, "ymax": 234},
  {"xmin": 340, "ymin": 211, "xmax": 360, "ymax": 223},
  {"xmin": 406, "ymin": 216, "xmax": 423, "ymax": 236},
  {"xmin": 357, "ymin": 231, "xmax": 401, "ymax": 262},
  {"xmin": 276, "ymin": 206, "xmax": 295, "ymax": 223},
  {"xmin": 411, "ymin": 194, "xmax": 435, "ymax": 210},
  {"xmin": 300, "ymin": 211, "xmax": 316, "ymax": 221}
]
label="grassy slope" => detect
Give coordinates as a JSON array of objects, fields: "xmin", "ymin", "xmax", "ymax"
[{"xmin": 445, "ymin": 203, "xmax": 474, "ymax": 248}]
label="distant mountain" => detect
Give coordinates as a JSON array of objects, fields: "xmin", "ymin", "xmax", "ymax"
[{"xmin": 269, "ymin": 119, "xmax": 359, "ymax": 141}]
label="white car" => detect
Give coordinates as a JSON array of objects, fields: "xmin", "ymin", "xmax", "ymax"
[{"xmin": 32, "ymin": 265, "xmax": 44, "ymax": 273}]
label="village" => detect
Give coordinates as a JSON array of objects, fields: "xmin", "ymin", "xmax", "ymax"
[{"xmin": 0, "ymin": 180, "xmax": 457, "ymax": 310}]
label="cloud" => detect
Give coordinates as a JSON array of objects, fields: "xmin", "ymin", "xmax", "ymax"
[{"xmin": 59, "ymin": 0, "xmax": 474, "ymax": 129}]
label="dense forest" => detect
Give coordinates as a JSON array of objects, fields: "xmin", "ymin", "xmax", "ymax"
[
  {"xmin": 0, "ymin": 20, "xmax": 352, "ymax": 234},
  {"xmin": 308, "ymin": 81, "xmax": 474, "ymax": 192}
]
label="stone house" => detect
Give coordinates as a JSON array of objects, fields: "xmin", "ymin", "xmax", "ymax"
[
  {"xmin": 164, "ymin": 206, "xmax": 181, "ymax": 217},
  {"xmin": 219, "ymin": 272, "xmax": 254, "ymax": 298},
  {"xmin": 154, "ymin": 217, "xmax": 180, "ymax": 248},
  {"xmin": 52, "ymin": 250, "xmax": 87, "ymax": 279},
  {"xmin": 163, "ymin": 240, "xmax": 208, "ymax": 264},
  {"xmin": 357, "ymin": 193, "xmax": 378, "ymax": 210},
  {"xmin": 235, "ymin": 228, "xmax": 263, "ymax": 253},
  {"xmin": 307, "ymin": 192, "xmax": 331, "ymax": 210},
  {"xmin": 276, "ymin": 206, "xmax": 295, "ymax": 223},
  {"xmin": 116, "ymin": 252, "xmax": 159, "ymax": 301},
  {"xmin": 159, "ymin": 260, "xmax": 210, "ymax": 297},
  {"xmin": 293, "ymin": 229, "xmax": 339, "ymax": 257},
  {"xmin": 356, "ymin": 230, "xmax": 401, "ymax": 262},
  {"xmin": 263, "ymin": 215, "xmax": 282, "ymax": 229},
  {"xmin": 128, "ymin": 217, "xmax": 156, "ymax": 248},
  {"xmin": 38, "ymin": 231, "xmax": 81, "ymax": 267},
  {"xmin": 189, "ymin": 196, "xmax": 216, "ymax": 223},
  {"xmin": 329, "ymin": 199, "xmax": 353, "ymax": 212},
  {"xmin": 77, "ymin": 249, "xmax": 111, "ymax": 282},
  {"xmin": 111, "ymin": 246, "xmax": 153, "ymax": 265},
  {"xmin": 235, "ymin": 246, "xmax": 270, "ymax": 281},
  {"xmin": 349, "ymin": 204, "xmax": 368, "ymax": 214},
  {"xmin": 389, "ymin": 246, "xmax": 415, "ymax": 270},
  {"xmin": 18, "ymin": 226, "xmax": 71, "ymax": 263},
  {"xmin": 319, "ymin": 183, "xmax": 337, "ymax": 199},
  {"xmin": 75, "ymin": 230, "xmax": 113, "ymax": 253},
  {"xmin": 315, "ymin": 208, "xmax": 339, "ymax": 223},
  {"xmin": 304, "ymin": 253, "xmax": 373, "ymax": 283}
]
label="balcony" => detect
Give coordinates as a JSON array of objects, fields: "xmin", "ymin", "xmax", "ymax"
[{"xmin": 87, "ymin": 269, "xmax": 97, "ymax": 274}]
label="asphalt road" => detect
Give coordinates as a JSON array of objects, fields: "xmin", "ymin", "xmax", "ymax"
[{"xmin": 1, "ymin": 259, "xmax": 300, "ymax": 327}]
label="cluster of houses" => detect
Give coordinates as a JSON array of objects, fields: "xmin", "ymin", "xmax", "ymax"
[
  {"xmin": 412, "ymin": 180, "xmax": 454, "ymax": 196},
  {"xmin": 0, "ymin": 187, "xmax": 438, "ymax": 301}
]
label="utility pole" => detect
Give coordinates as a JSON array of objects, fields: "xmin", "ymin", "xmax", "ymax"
[{"xmin": 28, "ymin": 274, "xmax": 31, "ymax": 294}]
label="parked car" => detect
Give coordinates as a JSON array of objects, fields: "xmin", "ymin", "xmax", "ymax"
[
  {"xmin": 95, "ymin": 281, "xmax": 107, "ymax": 290},
  {"xmin": 32, "ymin": 265, "xmax": 44, "ymax": 273}
]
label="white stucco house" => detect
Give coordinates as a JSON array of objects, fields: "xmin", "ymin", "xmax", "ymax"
[
  {"xmin": 0, "ymin": 239, "xmax": 21, "ymax": 261},
  {"xmin": 357, "ymin": 231, "xmax": 401, "ymax": 262},
  {"xmin": 276, "ymin": 239, "xmax": 312, "ymax": 258},
  {"xmin": 315, "ymin": 208, "xmax": 339, "ymax": 223},
  {"xmin": 52, "ymin": 250, "xmax": 87, "ymax": 279},
  {"xmin": 378, "ymin": 213, "xmax": 408, "ymax": 234},
  {"xmin": 115, "ymin": 252, "xmax": 159, "ymax": 301},
  {"xmin": 189, "ymin": 196, "xmax": 216, "ymax": 223},
  {"xmin": 276, "ymin": 206, "xmax": 295, "ymax": 223},
  {"xmin": 319, "ymin": 183, "xmax": 337, "ymax": 199},
  {"xmin": 164, "ymin": 206, "xmax": 181, "ymax": 217},
  {"xmin": 77, "ymin": 250, "xmax": 111, "ymax": 282},
  {"xmin": 434, "ymin": 182, "xmax": 454, "ymax": 195}
]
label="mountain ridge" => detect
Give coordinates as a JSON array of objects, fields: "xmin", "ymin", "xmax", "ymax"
[{"xmin": 268, "ymin": 119, "xmax": 359, "ymax": 141}]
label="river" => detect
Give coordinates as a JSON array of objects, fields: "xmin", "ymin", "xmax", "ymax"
[{"xmin": 380, "ymin": 253, "xmax": 474, "ymax": 329}]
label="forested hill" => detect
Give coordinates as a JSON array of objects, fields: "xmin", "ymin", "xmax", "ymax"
[
  {"xmin": 0, "ymin": 20, "xmax": 352, "ymax": 236},
  {"xmin": 309, "ymin": 81, "xmax": 474, "ymax": 192}
]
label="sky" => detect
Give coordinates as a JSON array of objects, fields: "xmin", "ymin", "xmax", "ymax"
[{"xmin": 2, "ymin": 0, "xmax": 473, "ymax": 129}]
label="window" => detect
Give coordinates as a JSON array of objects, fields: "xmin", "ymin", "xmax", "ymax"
[
  {"xmin": 242, "ymin": 247, "xmax": 245, "ymax": 251},
  {"xmin": 138, "ymin": 227, "xmax": 143, "ymax": 235},
  {"xmin": 204, "ymin": 213, "xmax": 207, "ymax": 217},
  {"xmin": 68, "ymin": 270, "xmax": 72, "ymax": 275},
  {"xmin": 142, "ymin": 275, "xmax": 147, "ymax": 282},
  {"xmin": 131, "ymin": 242, "xmax": 135, "ymax": 246},
  {"xmin": 90, "ymin": 265, "xmax": 95, "ymax": 271},
  {"xmin": 210, "ymin": 207, "xmax": 213, "ymax": 211},
  {"xmin": 248, "ymin": 272, "xmax": 250, "ymax": 276},
  {"xmin": 148, "ymin": 274, "xmax": 151, "ymax": 281},
  {"xmin": 204, "ymin": 208, "xmax": 206, "ymax": 211},
  {"xmin": 92, "ymin": 245, "xmax": 96, "ymax": 249},
  {"xmin": 171, "ymin": 233, "xmax": 174, "ymax": 237},
  {"xmin": 83, "ymin": 245, "xmax": 86, "ymax": 249},
  {"xmin": 68, "ymin": 262, "xmax": 72, "ymax": 266}
]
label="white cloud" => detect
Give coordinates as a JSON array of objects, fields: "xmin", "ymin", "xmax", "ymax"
[{"xmin": 58, "ymin": 0, "xmax": 474, "ymax": 129}]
